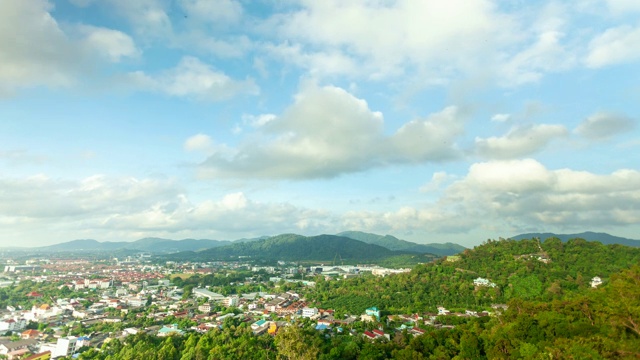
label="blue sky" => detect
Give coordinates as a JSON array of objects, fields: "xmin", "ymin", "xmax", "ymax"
[{"xmin": 1, "ymin": 0, "xmax": 639, "ymax": 247}]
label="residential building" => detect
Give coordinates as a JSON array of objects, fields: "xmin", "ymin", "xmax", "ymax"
[
  {"xmin": 302, "ymin": 307, "xmax": 318, "ymax": 318},
  {"xmin": 365, "ymin": 307, "xmax": 381, "ymax": 321}
]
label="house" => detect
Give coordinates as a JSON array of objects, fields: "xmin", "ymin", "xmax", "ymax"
[
  {"xmin": 251, "ymin": 319, "xmax": 267, "ymax": 331},
  {"xmin": 23, "ymin": 351, "xmax": 51, "ymax": 360},
  {"xmin": 473, "ymin": 277, "xmax": 496, "ymax": 288},
  {"xmin": 365, "ymin": 307, "xmax": 381, "ymax": 321},
  {"xmin": 76, "ymin": 336, "xmax": 91, "ymax": 348},
  {"xmin": 437, "ymin": 307, "xmax": 450, "ymax": 316},
  {"xmin": 591, "ymin": 276, "xmax": 603, "ymax": 288},
  {"xmin": 363, "ymin": 331, "xmax": 376, "ymax": 340},
  {"xmin": 0, "ymin": 318, "xmax": 27, "ymax": 332},
  {"xmin": 21, "ymin": 329, "xmax": 41, "ymax": 339},
  {"xmin": 372, "ymin": 329, "xmax": 389, "ymax": 340},
  {"xmin": 158, "ymin": 324, "xmax": 185, "ymax": 337},
  {"xmin": 0, "ymin": 339, "xmax": 37, "ymax": 357},
  {"xmin": 198, "ymin": 303, "xmax": 212, "ymax": 313}
]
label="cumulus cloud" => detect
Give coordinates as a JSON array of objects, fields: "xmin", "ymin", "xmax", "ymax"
[
  {"xmin": 575, "ymin": 112, "xmax": 636, "ymax": 140},
  {"xmin": 0, "ymin": 174, "xmax": 335, "ymax": 244},
  {"xmin": 0, "ymin": 0, "xmax": 138, "ymax": 95},
  {"xmin": 444, "ymin": 159, "xmax": 640, "ymax": 228},
  {"xmin": 198, "ymin": 84, "xmax": 465, "ymax": 179},
  {"xmin": 79, "ymin": 25, "xmax": 140, "ymax": 62},
  {"xmin": 475, "ymin": 124, "xmax": 568, "ymax": 159},
  {"xmin": 586, "ymin": 25, "xmax": 640, "ymax": 68},
  {"xmin": 341, "ymin": 159, "xmax": 640, "ymax": 237},
  {"xmin": 128, "ymin": 56, "xmax": 259, "ymax": 101},
  {"xmin": 266, "ymin": 0, "xmax": 510, "ymax": 79},
  {"xmin": 0, "ymin": 175, "xmax": 179, "ymax": 219}
]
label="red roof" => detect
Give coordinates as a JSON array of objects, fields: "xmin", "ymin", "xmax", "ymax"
[
  {"xmin": 363, "ymin": 331, "xmax": 376, "ymax": 339},
  {"xmin": 373, "ymin": 329, "xmax": 385, "ymax": 336}
]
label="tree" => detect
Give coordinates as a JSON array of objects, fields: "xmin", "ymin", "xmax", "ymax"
[{"xmin": 275, "ymin": 324, "xmax": 321, "ymax": 360}]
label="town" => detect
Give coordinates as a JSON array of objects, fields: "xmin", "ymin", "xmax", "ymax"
[{"xmin": 0, "ymin": 255, "xmax": 502, "ymax": 360}]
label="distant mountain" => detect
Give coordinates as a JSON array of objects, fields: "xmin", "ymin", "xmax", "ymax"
[
  {"xmin": 510, "ymin": 231, "xmax": 640, "ymax": 247},
  {"xmin": 233, "ymin": 236, "xmax": 270, "ymax": 243},
  {"xmin": 39, "ymin": 238, "xmax": 232, "ymax": 253},
  {"xmin": 337, "ymin": 231, "xmax": 466, "ymax": 256},
  {"xmin": 166, "ymin": 234, "xmax": 420, "ymax": 262}
]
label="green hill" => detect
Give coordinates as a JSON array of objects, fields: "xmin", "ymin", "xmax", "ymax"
[
  {"xmin": 166, "ymin": 234, "xmax": 428, "ymax": 263},
  {"xmin": 312, "ymin": 236, "xmax": 640, "ymax": 314},
  {"xmin": 337, "ymin": 230, "xmax": 466, "ymax": 256},
  {"xmin": 511, "ymin": 231, "xmax": 640, "ymax": 247}
]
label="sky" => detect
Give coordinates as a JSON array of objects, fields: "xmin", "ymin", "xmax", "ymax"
[{"xmin": 1, "ymin": 0, "xmax": 639, "ymax": 248}]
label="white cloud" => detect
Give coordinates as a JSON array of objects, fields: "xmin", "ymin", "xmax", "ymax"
[
  {"xmin": 267, "ymin": 0, "xmax": 510, "ymax": 80},
  {"xmin": 575, "ymin": 112, "xmax": 636, "ymax": 140},
  {"xmin": 475, "ymin": 124, "xmax": 569, "ymax": 159},
  {"xmin": 444, "ymin": 159, "xmax": 640, "ymax": 228},
  {"xmin": 586, "ymin": 25, "xmax": 640, "ymax": 68},
  {"xmin": 0, "ymin": 174, "xmax": 336, "ymax": 244},
  {"xmin": 605, "ymin": 0, "xmax": 640, "ymax": 14},
  {"xmin": 179, "ymin": 0, "xmax": 243, "ymax": 25},
  {"xmin": 79, "ymin": 25, "xmax": 139, "ymax": 62},
  {"xmin": 106, "ymin": 0, "xmax": 172, "ymax": 40},
  {"xmin": 198, "ymin": 84, "xmax": 465, "ymax": 179},
  {"xmin": 491, "ymin": 113, "xmax": 511, "ymax": 122},
  {"xmin": 128, "ymin": 56, "xmax": 259, "ymax": 101},
  {"xmin": 342, "ymin": 160, "xmax": 640, "ymax": 237},
  {"xmin": 184, "ymin": 134, "xmax": 214, "ymax": 152},
  {"xmin": 501, "ymin": 30, "xmax": 576, "ymax": 85},
  {"xmin": 0, "ymin": 0, "xmax": 139, "ymax": 95}
]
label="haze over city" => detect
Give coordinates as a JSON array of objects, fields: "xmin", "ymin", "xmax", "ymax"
[{"xmin": 1, "ymin": 0, "xmax": 639, "ymax": 248}]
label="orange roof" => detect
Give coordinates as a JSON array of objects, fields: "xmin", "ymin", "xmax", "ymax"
[{"xmin": 39, "ymin": 304, "xmax": 50, "ymax": 310}]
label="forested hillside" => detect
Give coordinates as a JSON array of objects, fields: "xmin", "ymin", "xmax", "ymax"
[
  {"xmin": 165, "ymin": 234, "xmax": 416, "ymax": 262},
  {"xmin": 311, "ymin": 237, "xmax": 640, "ymax": 314},
  {"xmin": 337, "ymin": 231, "xmax": 465, "ymax": 256}
]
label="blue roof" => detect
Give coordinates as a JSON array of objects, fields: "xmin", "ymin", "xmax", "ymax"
[{"xmin": 315, "ymin": 324, "xmax": 329, "ymax": 330}]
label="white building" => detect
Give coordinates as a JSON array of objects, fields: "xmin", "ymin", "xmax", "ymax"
[
  {"xmin": 193, "ymin": 288, "xmax": 225, "ymax": 302},
  {"xmin": 590, "ymin": 276, "xmax": 603, "ymax": 288},
  {"xmin": 222, "ymin": 296, "xmax": 239, "ymax": 307},
  {"xmin": 302, "ymin": 307, "xmax": 318, "ymax": 318},
  {"xmin": 0, "ymin": 318, "xmax": 26, "ymax": 332},
  {"xmin": 473, "ymin": 277, "xmax": 497, "ymax": 288},
  {"xmin": 53, "ymin": 336, "xmax": 79, "ymax": 358}
]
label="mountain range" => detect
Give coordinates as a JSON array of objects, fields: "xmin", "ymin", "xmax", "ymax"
[
  {"xmin": 35, "ymin": 237, "xmax": 233, "ymax": 253},
  {"xmin": 16, "ymin": 232, "xmax": 465, "ymax": 256},
  {"xmin": 510, "ymin": 231, "xmax": 640, "ymax": 247},
  {"xmin": 166, "ymin": 234, "xmax": 412, "ymax": 262},
  {"xmin": 337, "ymin": 231, "xmax": 466, "ymax": 256}
]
